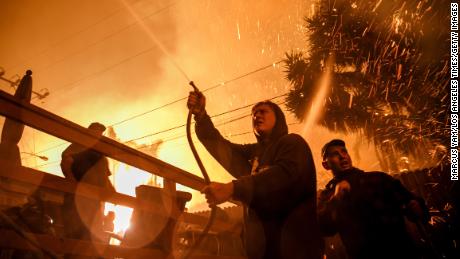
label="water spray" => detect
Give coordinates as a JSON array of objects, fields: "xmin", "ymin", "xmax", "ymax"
[{"xmin": 119, "ymin": 2, "xmax": 217, "ymax": 256}]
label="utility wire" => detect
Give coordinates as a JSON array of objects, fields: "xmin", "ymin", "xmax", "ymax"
[
  {"xmin": 17, "ymin": 1, "xmax": 186, "ymax": 155},
  {"xmin": 34, "ymin": 142, "xmax": 68, "ymax": 155},
  {"xmin": 32, "ymin": 100, "xmax": 290, "ymax": 169},
  {"xmin": 110, "ymin": 60, "xmax": 283, "ymax": 127},
  {"xmin": 9, "ymin": 0, "xmax": 180, "ymax": 74},
  {"xmin": 31, "ymin": 2, "xmax": 184, "ymax": 101},
  {"xmin": 33, "ymin": 93, "xmax": 286, "ymax": 160},
  {"xmin": 160, "ymin": 120, "xmax": 300, "ymax": 151},
  {"xmin": 32, "ymin": 113, "xmax": 253, "ymax": 169},
  {"xmin": 147, "ymin": 100, "xmax": 291, "ymax": 145},
  {"xmin": 123, "ymin": 95, "xmax": 287, "ymax": 143},
  {"xmin": 30, "ymin": 61, "xmax": 285, "ymax": 155},
  {"xmin": 34, "ymin": 160, "xmax": 60, "ymax": 169},
  {"xmin": 25, "ymin": 2, "xmax": 182, "ymax": 102},
  {"xmin": 202, "ymin": 61, "xmax": 283, "ymax": 93},
  {"xmin": 34, "ymin": 119, "xmax": 299, "ymax": 170},
  {"xmin": 122, "ymin": 100, "xmax": 288, "ymax": 148},
  {"xmin": 7, "ymin": 6, "xmax": 125, "ymax": 71},
  {"xmin": 49, "ymin": 47, "xmax": 157, "ymax": 96}
]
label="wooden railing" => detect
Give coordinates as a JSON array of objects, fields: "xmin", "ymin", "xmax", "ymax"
[
  {"xmin": 0, "ymin": 162, "xmax": 238, "ymax": 233},
  {"xmin": 0, "ymin": 90, "xmax": 204, "ymax": 191},
  {"xmin": 0, "ymin": 90, "xmax": 244, "ymax": 258}
]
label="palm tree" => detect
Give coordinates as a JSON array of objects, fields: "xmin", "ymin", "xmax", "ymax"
[{"xmin": 284, "ymin": 0, "xmax": 450, "ymax": 171}]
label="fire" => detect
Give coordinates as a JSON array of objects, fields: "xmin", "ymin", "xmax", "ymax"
[
  {"xmin": 105, "ymin": 159, "xmax": 161, "ymax": 240},
  {"xmin": 104, "ymin": 204, "xmax": 133, "ymax": 236}
]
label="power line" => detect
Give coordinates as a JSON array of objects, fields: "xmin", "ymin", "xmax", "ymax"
[
  {"xmin": 35, "ymin": 142, "xmax": 68, "ymax": 155},
  {"xmin": 29, "ymin": 61, "xmax": 285, "ymax": 155},
  {"xmin": 46, "ymin": 1, "xmax": 190, "ymax": 98},
  {"xmin": 47, "ymin": 52, "xmax": 280, "ymax": 123},
  {"xmin": 49, "ymin": 47, "xmax": 156, "ymax": 96},
  {"xmin": 129, "ymin": 99, "xmax": 288, "ymax": 145},
  {"xmin": 27, "ymin": 91, "xmax": 283, "ymax": 159},
  {"xmin": 33, "ymin": 114, "xmax": 256, "ymax": 169},
  {"xmin": 33, "ymin": 113, "xmax": 298, "ymax": 171},
  {"xmin": 8, "ymin": 7, "xmax": 123, "ymax": 72},
  {"xmin": 32, "ymin": 1, "xmax": 180, "ymax": 79},
  {"xmin": 202, "ymin": 61, "xmax": 283, "ymax": 93},
  {"xmin": 34, "ymin": 160, "xmax": 60, "ymax": 169},
  {"xmin": 223, "ymin": 121, "xmax": 298, "ymax": 138},
  {"xmin": 123, "ymin": 96, "xmax": 287, "ymax": 143},
  {"xmin": 111, "ymin": 97, "xmax": 186, "ymax": 126},
  {"xmin": 161, "ymin": 121, "xmax": 301, "ymax": 151},
  {"xmin": 159, "ymin": 101, "xmax": 293, "ymax": 144},
  {"xmin": 206, "ymin": 92, "xmax": 287, "ymax": 118},
  {"xmin": 9, "ymin": 0, "xmax": 180, "ymax": 74},
  {"xmin": 31, "ymin": 113, "xmax": 254, "ymax": 169},
  {"xmin": 26, "ymin": 2, "xmax": 282, "ymax": 105},
  {"xmin": 110, "ymin": 60, "xmax": 283, "ymax": 127},
  {"xmin": 23, "ymin": 2, "xmax": 184, "ymax": 103}
]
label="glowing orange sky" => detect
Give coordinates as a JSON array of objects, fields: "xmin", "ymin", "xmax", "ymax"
[{"xmin": 0, "ymin": 0, "xmax": 380, "ymax": 210}]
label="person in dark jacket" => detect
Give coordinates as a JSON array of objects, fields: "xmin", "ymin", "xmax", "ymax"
[
  {"xmin": 60, "ymin": 122, "xmax": 115, "ymax": 247},
  {"xmin": 318, "ymin": 139, "xmax": 429, "ymax": 259},
  {"xmin": 187, "ymin": 92, "xmax": 322, "ymax": 259}
]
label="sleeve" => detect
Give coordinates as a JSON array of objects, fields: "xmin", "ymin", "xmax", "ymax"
[
  {"xmin": 195, "ymin": 113, "xmax": 253, "ymax": 178},
  {"xmin": 232, "ymin": 134, "xmax": 315, "ymax": 211},
  {"xmin": 387, "ymin": 174, "xmax": 430, "ymax": 222},
  {"xmin": 383, "ymin": 173, "xmax": 416, "ymax": 202}
]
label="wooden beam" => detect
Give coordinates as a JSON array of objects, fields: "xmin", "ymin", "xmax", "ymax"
[
  {"xmin": 0, "ymin": 229, "xmax": 247, "ymax": 258},
  {"xmin": 187, "ymin": 255, "xmax": 247, "ymax": 259},
  {"xmin": 0, "ymin": 229, "xmax": 166, "ymax": 258},
  {"xmin": 0, "ymin": 162, "xmax": 237, "ymax": 233},
  {"xmin": 0, "ymin": 90, "xmax": 205, "ymax": 190}
]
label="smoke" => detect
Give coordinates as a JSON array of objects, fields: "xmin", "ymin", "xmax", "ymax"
[{"xmin": 0, "ymin": 0, "xmax": 384, "ymax": 209}]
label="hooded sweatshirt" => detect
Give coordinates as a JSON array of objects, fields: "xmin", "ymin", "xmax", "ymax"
[
  {"xmin": 195, "ymin": 105, "xmax": 321, "ymax": 259},
  {"xmin": 317, "ymin": 167, "xmax": 428, "ymax": 259}
]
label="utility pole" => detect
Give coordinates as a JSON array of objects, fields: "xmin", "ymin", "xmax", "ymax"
[{"xmin": 0, "ymin": 68, "xmax": 49, "ymax": 100}]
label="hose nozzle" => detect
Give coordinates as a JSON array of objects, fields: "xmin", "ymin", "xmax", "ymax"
[{"xmin": 189, "ymin": 81, "xmax": 199, "ymax": 92}]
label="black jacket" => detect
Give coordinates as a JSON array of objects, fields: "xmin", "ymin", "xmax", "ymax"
[
  {"xmin": 318, "ymin": 168, "xmax": 427, "ymax": 259},
  {"xmin": 60, "ymin": 143, "xmax": 114, "ymax": 241},
  {"xmin": 196, "ymin": 113, "xmax": 321, "ymax": 259}
]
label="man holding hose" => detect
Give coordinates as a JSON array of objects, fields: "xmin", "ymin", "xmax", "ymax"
[{"xmin": 187, "ymin": 92, "xmax": 322, "ymax": 259}]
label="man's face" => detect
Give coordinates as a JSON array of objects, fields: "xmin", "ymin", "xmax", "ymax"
[
  {"xmin": 252, "ymin": 104, "xmax": 276, "ymax": 136},
  {"xmin": 322, "ymin": 145, "xmax": 353, "ymax": 173}
]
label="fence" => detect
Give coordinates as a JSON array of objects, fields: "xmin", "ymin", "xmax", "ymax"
[{"xmin": 0, "ymin": 90, "xmax": 244, "ymax": 258}]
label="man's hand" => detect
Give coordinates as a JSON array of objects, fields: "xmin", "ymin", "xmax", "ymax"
[
  {"xmin": 187, "ymin": 91, "xmax": 206, "ymax": 119},
  {"xmin": 333, "ymin": 180, "xmax": 351, "ymax": 200},
  {"xmin": 201, "ymin": 182, "xmax": 234, "ymax": 206}
]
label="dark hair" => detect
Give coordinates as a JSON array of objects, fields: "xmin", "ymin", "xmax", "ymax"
[
  {"xmin": 321, "ymin": 139, "xmax": 346, "ymax": 160},
  {"xmin": 88, "ymin": 122, "xmax": 106, "ymax": 132},
  {"xmin": 252, "ymin": 101, "xmax": 288, "ymax": 141}
]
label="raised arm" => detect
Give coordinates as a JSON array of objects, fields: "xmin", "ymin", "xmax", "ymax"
[{"xmin": 188, "ymin": 91, "xmax": 253, "ymax": 178}]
